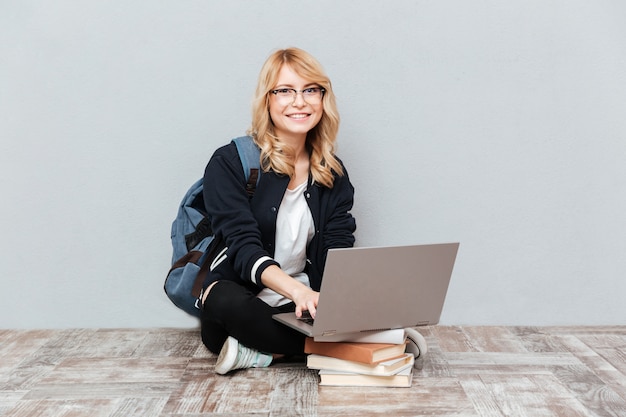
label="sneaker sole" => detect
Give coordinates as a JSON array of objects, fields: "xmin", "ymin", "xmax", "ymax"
[
  {"xmin": 215, "ymin": 336, "xmax": 238, "ymax": 375},
  {"xmin": 405, "ymin": 328, "xmax": 428, "ymax": 358}
]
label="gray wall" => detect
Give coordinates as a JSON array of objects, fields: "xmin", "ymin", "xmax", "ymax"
[{"xmin": 2, "ymin": 1, "xmax": 625, "ymax": 329}]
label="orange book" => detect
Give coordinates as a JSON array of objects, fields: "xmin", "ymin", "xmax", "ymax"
[{"xmin": 304, "ymin": 338, "xmax": 407, "ymax": 364}]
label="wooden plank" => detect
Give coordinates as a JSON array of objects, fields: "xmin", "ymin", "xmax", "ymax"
[
  {"xmin": 457, "ymin": 375, "xmax": 507, "ymax": 417},
  {"xmin": 0, "ymin": 330, "xmax": 56, "ymax": 386},
  {"xmin": 428, "ymin": 326, "xmax": 476, "ymax": 352},
  {"xmin": 443, "ymin": 351, "xmax": 581, "ymax": 372},
  {"xmin": 460, "ymin": 327, "xmax": 529, "ymax": 353},
  {"xmin": 550, "ymin": 364, "xmax": 626, "ymax": 417},
  {"xmin": 38, "ymin": 357, "xmax": 189, "ymax": 385},
  {"xmin": 163, "ymin": 356, "xmax": 222, "ymax": 414},
  {"xmin": 5, "ymin": 398, "xmax": 117, "ymax": 417},
  {"xmin": 132, "ymin": 328, "xmax": 200, "ymax": 358},
  {"xmin": 0, "ymin": 330, "xmax": 56, "ymax": 358},
  {"xmin": 108, "ymin": 397, "xmax": 168, "ymax": 417},
  {"xmin": 317, "ymin": 377, "xmax": 478, "ymax": 416},
  {"xmin": 0, "ymin": 390, "xmax": 28, "ymax": 416},
  {"xmin": 469, "ymin": 373, "xmax": 591, "ymax": 417},
  {"xmin": 269, "ymin": 368, "xmax": 318, "ymax": 417},
  {"xmin": 545, "ymin": 326, "xmax": 626, "ymax": 336}
]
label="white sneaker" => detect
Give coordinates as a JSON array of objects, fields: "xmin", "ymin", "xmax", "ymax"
[
  {"xmin": 405, "ymin": 328, "xmax": 427, "ymax": 368},
  {"xmin": 214, "ymin": 336, "xmax": 273, "ymax": 375}
]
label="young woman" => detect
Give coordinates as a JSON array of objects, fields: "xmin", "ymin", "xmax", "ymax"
[{"xmin": 200, "ymin": 48, "xmax": 425, "ymax": 374}]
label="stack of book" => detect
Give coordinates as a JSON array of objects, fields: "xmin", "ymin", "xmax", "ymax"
[{"xmin": 304, "ymin": 337, "xmax": 414, "ymax": 387}]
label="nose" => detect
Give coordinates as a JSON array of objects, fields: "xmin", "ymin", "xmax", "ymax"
[{"xmin": 291, "ymin": 91, "xmax": 306, "ymax": 107}]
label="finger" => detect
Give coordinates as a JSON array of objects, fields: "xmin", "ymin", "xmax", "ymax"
[
  {"xmin": 294, "ymin": 306, "xmax": 302, "ymax": 318},
  {"xmin": 308, "ymin": 301, "xmax": 317, "ymax": 319}
]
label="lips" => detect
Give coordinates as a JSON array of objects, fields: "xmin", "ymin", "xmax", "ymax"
[{"xmin": 287, "ymin": 113, "xmax": 310, "ymax": 120}]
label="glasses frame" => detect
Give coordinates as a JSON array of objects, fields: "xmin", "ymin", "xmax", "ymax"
[{"xmin": 269, "ymin": 87, "xmax": 326, "ymax": 103}]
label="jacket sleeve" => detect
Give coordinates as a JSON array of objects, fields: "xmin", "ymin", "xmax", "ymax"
[
  {"xmin": 203, "ymin": 143, "xmax": 278, "ymax": 288},
  {"xmin": 322, "ymin": 164, "xmax": 357, "ymax": 252}
]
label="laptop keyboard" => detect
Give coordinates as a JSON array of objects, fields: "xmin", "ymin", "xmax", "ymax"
[{"xmin": 297, "ymin": 311, "xmax": 314, "ymax": 325}]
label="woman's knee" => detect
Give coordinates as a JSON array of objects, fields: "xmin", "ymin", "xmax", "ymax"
[
  {"xmin": 200, "ymin": 281, "xmax": 255, "ymax": 353},
  {"xmin": 201, "ymin": 280, "xmax": 219, "ymax": 305},
  {"xmin": 200, "ymin": 324, "xmax": 224, "ymax": 354},
  {"xmin": 202, "ymin": 280, "xmax": 257, "ymax": 321}
]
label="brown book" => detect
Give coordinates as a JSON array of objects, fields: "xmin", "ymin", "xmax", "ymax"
[{"xmin": 304, "ymin": 338, "xmax": 407, "ymax": 364}]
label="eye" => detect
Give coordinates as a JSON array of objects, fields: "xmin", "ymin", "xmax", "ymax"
[
  {"xmin": 303, "ymin": 88, "xmax": 319, "ymax": 95},
  {"xmin": 273, "ymin": 88, "xmax": 292, "ymax": 95}
]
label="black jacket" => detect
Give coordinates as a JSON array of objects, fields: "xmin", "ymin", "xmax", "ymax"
[{"xmin": 202, "ymin": 141, "xmax": 356, "ymax": 293}]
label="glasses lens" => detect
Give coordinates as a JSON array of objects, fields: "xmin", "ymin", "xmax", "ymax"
[
  {"xmin": 272, "ymin": 88, "xmax": 324, "ymax": 103},
  {"xmin": 303, "ymin": 88, "xmax": 323, "ymax": 103},
  {"xmin": 273, "ymin": 89, "xmax": 292, "ymax": 98}
]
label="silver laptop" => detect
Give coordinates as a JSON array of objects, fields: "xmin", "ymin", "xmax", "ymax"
[{"xmin": 272, "ymin": 242, "xmax": 459, "ymax": 338}]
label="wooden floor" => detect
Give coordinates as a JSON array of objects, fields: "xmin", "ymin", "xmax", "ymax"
[{"xmin": 1, "ymin": 326, "xmax": 626, "ymax": 417}]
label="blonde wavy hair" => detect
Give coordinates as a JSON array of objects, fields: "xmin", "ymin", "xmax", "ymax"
[{"xmin": 247, "ymin": 47, "xmax": 343, "ymax": 188}]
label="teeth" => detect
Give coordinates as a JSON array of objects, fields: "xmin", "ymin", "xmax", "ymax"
[{"xmin": 289, "ymin": 114, "xmax": 308, "ymax": 119}]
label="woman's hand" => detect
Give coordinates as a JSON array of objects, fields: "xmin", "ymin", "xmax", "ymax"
[
  {"xmin": 261, "ymin": 265, "xmax": 319, "ymax": 318},
  {"xmin": 291, "ymin": 286, "xmax": 320, "ymax": 318}
]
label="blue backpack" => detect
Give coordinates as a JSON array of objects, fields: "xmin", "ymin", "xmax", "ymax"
[{"xmin": 165, "ymin": 136, "xmax": 261, "ymax": 317}]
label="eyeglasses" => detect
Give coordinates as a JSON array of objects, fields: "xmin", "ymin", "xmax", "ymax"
[{"xmin": 270, "ymin": 87, "xmax": 326, "ymax": 104}]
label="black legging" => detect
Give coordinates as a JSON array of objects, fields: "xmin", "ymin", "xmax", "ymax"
[{"xmin": 200, "ymin": 280, "xmax": 306, "ymax": 355}]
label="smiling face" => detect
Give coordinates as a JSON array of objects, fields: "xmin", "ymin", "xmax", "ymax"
[{"xmin": 269, "ymin": 64, "xmax": 324, "ymax": 142}]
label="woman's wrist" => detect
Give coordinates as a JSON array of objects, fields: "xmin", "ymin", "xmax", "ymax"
[{"xmin": 260, "ymin": 265, "xmax": 306, "ymax": 301}]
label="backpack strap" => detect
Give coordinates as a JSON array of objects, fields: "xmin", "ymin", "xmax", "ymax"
[{"xmin": 232, "ymin": 136, "xmax": 261, "ymax": 196}]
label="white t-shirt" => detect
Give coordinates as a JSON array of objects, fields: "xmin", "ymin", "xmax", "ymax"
[{"xmin": 256, "ymin": 180, "xmax": 314, "ymax": 306}]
